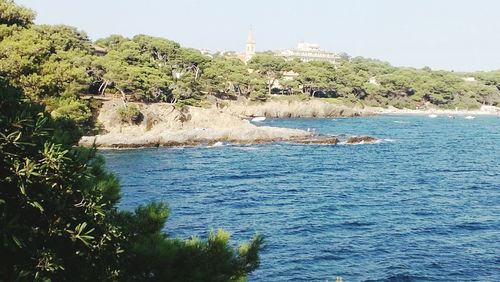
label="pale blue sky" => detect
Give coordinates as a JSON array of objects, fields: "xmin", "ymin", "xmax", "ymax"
[{"xmin": 16, "ymin": 0, "xmax": 500, "ymax": 71}]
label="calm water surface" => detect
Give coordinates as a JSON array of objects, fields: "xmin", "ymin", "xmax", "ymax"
[{"xmin": 103, "ymin": 115, "xmax": 500, "ymax": 281}]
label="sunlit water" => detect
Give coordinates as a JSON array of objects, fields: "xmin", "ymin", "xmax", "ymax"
[{"xmin": 102, "ymin": 115, "xmax": 500, "ymax": 281}]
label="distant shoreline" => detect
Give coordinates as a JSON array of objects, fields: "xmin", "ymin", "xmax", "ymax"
[
  {"xmin": 368, "ymin": 105, "xmax": 500, "ymax": 116},
  {"xmin": 222, "ymin": 98, "xmax": 500, "ymax": 118}
]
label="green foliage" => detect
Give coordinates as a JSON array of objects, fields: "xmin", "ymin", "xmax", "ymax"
[
  {"xmin": 0, "ymin": 0, "xmax": 35, "ymax": 26},
  {"xmin": 0, "ymin": 81, "xmax": 124, "ymax": 280},
  {"xmin": 117, "ymin": 104, "xmax": 142, "ymax": 124},
  {"xmin": 202, "ymin": 57, "xmax": 250, "ymax": 98},
  {"xmin": 0, "ymin": 79, "xmax": 263, "ymax": 281},
  {"xmin": 0, "ymin": 24, "xmax": 93, "ymax": 99},
  {"xmin": 296, "ymin": 61, "xmax": 337, "ymax": 97},
  {"xmin": 1, "ymin": 2, "xmax": 265, "ymax": 281},
  {"xmin": 93, "ymin": 35, "xmax": 212, "ymax": 104},
  {"xmin": 249, "ymin": 54, "xmax": 288, "ymax": 95},
  {"xmin": 0, "ymin": 0, "xmax": 35, "ymax": 39},
  {"xmin": 249, "ymin": 90, "xmax": 268, "ymax": 102},
  {"xmin": 0, "ymin": 19, "xmax": 95, "ymax": 134},
  {"xmin": 118, "ymin": 203, "xmax": 263, "ymax": 282},
  {"xmin": 47, "ymin": 97, "xmax": 92, "ymax": 124}
]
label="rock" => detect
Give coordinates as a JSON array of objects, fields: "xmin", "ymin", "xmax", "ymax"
[
  {"xmin": 78, "ymin": 100, "xmax": 313, "ymax": 148},
  {"xmin": 223, "ymin": 99, "xmax": 368, "ymax": 118},
  {"xmin": 346, "ymin": 136, "xmax": 378, "ymax": 144},
  {"xmin": 293, "ymin": 137, "xmax": 339, "ymax": 145}
]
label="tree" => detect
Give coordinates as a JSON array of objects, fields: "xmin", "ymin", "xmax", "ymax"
[
  {"xmin": 0, "ymin": 0, "xmax": 34, "ymax": 26},
  {"xmin": 92, "ymin": 38, "xmax": 174, "ymax": 102},
  {"xmin": 0, "ymin": 80, "xmax": 124, "ymax": 280},
  {"xmin": 0, "ymin": 22, "xmax": 96, "ymax": 132},
  {"xmin": 202, "ymin": 57, "xmax": 253, "ymax": 98},
  {"xmin": 118, "ymin": 203, "xmax": 263, "ymax": 282},
  {"xmin": 0, "ymin": 0, "xmax": 35, "ymax": 39},
  {"xmin": 296, "ymin": 61, "xmax": 337, "ymax": 97},
  {"xmin": 249, "ymin": 53, "xmax": 288, "ymax": 96},
  {"xmin": 94, "ymin": 35, "xmax": 212, "ymax": 104},
  {"xmin": 0, "ymin": 24, "xmax": 94, "ymax": 99}
]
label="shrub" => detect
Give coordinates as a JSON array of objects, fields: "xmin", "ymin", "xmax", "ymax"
[{"xmin": 117, "ymin": 104, "xmax": 143, "ymax": 124}]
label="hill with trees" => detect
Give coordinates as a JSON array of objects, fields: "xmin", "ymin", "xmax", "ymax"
[{"xmin": 1, "ymin": 0, "xmax": 500, "ymax": 137}]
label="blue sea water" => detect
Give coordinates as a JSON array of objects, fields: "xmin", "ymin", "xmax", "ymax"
[{"xmin": 102, "ymin": 115, "xmax": 500, "ymax": 281}]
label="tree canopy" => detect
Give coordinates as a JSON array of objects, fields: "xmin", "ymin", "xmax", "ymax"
[{"xmin": 2, "ymin": 0, "xmax": 499, "ymax": 113}]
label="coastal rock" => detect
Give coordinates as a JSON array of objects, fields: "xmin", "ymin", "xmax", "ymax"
[
  {"xmin": 346, "ymin": 136, "xmax": 378, "ymax": 144},
  {"xmin": 78, "ymin": 99, "xmax": 313, "ymax": 148},
  {"xmin": 224, "ymin": 99, "xmax": 369, "ymax": 118},
  {"xmin": 78, "ymin": 98, "xmax": 384, "ymax": 149},
  {"xmin": 293, "ymin": 137, "xmax": 339, "ymax": 145}
]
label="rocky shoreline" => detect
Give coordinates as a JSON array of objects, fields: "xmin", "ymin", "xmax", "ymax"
[
  {"xmin": 79, "ymin": 126, "xmax": 314, "ymax": 149},
  {"xmin": 79, "ymin": 98, "xmax": 499, "ymax": 149},
  {"xmin": 79, "ymin": 99, "xmax": 380, "ymax": 149},
  {"xmin": 366, "ymin": 105, "xmax": 500, "ymax": 116},
  {"xmin": 222, "ymin": 99, "xmax": 371, "ymax": 118}
]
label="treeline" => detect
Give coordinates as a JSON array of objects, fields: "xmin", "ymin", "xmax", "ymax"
[{"xmin": 1, "ymin": 1, "xmax": 262, "ymax": 281}]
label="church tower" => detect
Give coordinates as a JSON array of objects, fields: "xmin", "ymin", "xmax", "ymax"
[{"xmin": 245, "ymin": 30, "xmax": 255, "ymax": 63}]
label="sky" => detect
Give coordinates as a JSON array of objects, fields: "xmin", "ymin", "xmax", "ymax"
[{"xmin": 16, "ymin": 0, "xmax": 500, "ymax": 72}]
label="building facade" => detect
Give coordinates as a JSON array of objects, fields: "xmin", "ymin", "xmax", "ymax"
[{"xmin": 277, "ymin": 42, "xmax": 338, "ymax": 64}]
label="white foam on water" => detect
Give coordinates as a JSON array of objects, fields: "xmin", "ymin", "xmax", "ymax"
[
  {"xmin": 235, "ymin": 146, "xmax": 258, "ymax": 151},
  {"xmin": 210, "ymin": 141, "xmax": 225, "ymax": 147}
]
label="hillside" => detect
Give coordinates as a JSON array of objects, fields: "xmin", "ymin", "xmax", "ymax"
[{"xmin": 1, "ymin": 0, "xmax": 499, "ymax": 139}]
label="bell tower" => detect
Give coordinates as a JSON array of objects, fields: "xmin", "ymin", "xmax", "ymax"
[{"xmin": 245, "ymin": 30, "xmax": 255, "ymax": 63}]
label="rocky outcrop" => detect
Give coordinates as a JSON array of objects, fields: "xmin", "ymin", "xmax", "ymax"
[
  {"xmin": 346, "ymin": 136, "xmax": 378, "ymax": 144},
  {"xmin": 223, "ymin": 99, "xmax": 372, "ymax": 118},
  {"xmin": 79, "ymin": 99, "xmax": 313, "ymax": 148},
  {"xmin": 292, "ymin": 137, "xmax": 340, "ymax": 145},
  {"xmin": 79, "ymin": 126, "xmax": 312, "ymax": 148},
  {"xmin": 79, "ymin": 99, "xmax": 380, "ymax": 149}
]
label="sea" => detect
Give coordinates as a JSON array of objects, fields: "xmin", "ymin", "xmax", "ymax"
[{"xmin": 102, "ymin": 115, "xmax": 500, "ymax": 281}]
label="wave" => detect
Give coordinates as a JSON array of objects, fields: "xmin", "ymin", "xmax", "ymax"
[{"xmin": 234, "ymin": 146, "xmax": 259, "ymax": 151}]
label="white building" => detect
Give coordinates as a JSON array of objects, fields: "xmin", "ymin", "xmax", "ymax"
[
  {"xmin": 199, "ymin": 49, "xmax": 214, "ymax": 58},
  {"xmin": 282, "ymin": 70, "xmax": 299, "ymax": 81},
  {"xmin": 277, "ymin": 42, "xmax": 338, "ymax": 64}
]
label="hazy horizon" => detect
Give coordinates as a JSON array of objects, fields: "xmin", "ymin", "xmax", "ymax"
[{"xmin": 16, "ymin": 0, "xmax": 500, "ymax": 72}]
